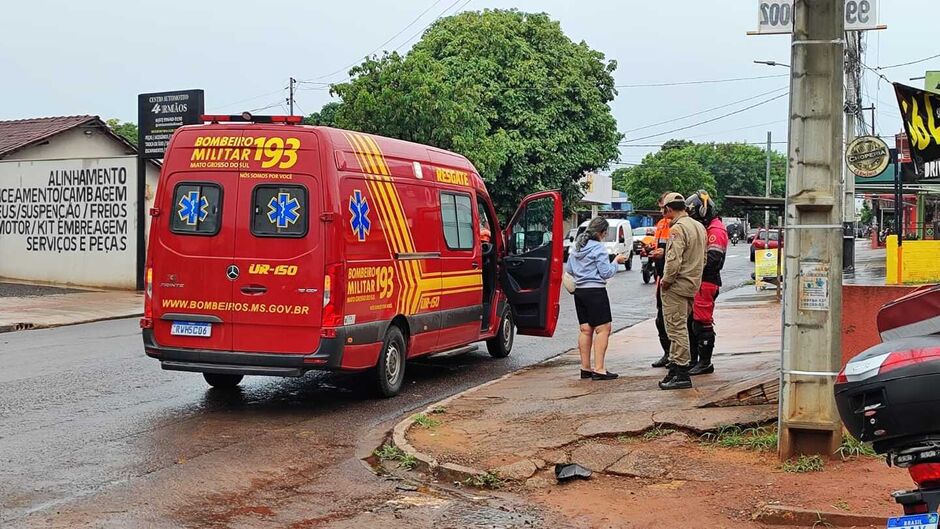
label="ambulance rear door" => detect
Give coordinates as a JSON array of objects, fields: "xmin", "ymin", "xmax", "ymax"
[{"xmin": 230, "ymin": 131, "xmax": 324, "ymax": 354}]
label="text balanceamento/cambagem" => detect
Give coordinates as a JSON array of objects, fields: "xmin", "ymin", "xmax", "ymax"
[{"xmin": 0, "ymin": 167, "xmax": 130, "ymax": 253}]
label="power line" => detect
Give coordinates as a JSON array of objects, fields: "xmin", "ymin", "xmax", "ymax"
[
  {"xmin": 394, "ymin": 0, "xmax": 472, "ymax": 53},
  {"xmin": 618, "ymin": 141, "xmax": 788, "ymax": 148},
  {"xmin": 620, "ymin": 92, "xmax": 789, "ymax": 143},
  {"xmin": 246, "ymin": 101, "xmax": 285, "ymax": 113},
  {"xmin": 303, "ymin": 0, "xmax": 449, "ymax": 82},
  {"xmin": 616, "ymin": 74, "xmax": 788, "ymax": 89},
  {"xmin": 877, "ymin": 52, "xmax": 940, "ymax": 71},
  {"xmin": 209, "ymin": 87, "xmax": 287, "ymax": 112},
  {"xmin": 621, "ymin": 87, "xmax": 788, "ymax": 134}
]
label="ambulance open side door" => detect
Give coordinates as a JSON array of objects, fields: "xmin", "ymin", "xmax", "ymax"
[{"xmin": 500, "ymin": 191, "xmax": 563, "ymax": 337}]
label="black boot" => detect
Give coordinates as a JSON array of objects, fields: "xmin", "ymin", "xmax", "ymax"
[
  {"xmin": 660, "ymin": 363, "xmax": 676, "ymax": 384},
  {"xmin": 659, "ymin": 365, "xmax": 693, "ymax": 390},
  {"xmin": 651, "ymin": 354, "xmax": 670, "ymax": 368},
  {"xmin": 689, "ymin": 357, "xmax": 714, "ymax": 376},
  {"xmin": 689, "ymin": 327, "xmax": 716, "ymax": 376}
]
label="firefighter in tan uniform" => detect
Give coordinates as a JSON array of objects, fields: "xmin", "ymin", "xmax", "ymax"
[{"xmin": 657, "ymin": 192, "xmax": 706, "ymax": 390}]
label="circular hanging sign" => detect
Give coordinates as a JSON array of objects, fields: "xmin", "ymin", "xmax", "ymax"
[{"xmin": 846, "ymin": 135, "xmax": 890, "ymax": 178}]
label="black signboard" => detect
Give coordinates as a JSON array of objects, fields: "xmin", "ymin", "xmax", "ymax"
[
  {"xmin": 137, "ymin": 89, "xmax": 205, "ymax": 159},
  {"xmin": 894, "ymin": 83, "xmax": 940, "ymax": 178}
]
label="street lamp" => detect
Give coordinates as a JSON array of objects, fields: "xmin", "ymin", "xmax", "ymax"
[{"xmin": 754, "ymin": 60, "xmax": 791, "ymax": 68}]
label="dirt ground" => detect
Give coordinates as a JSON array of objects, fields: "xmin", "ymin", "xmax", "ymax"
[{"xmin": 517, "ymin": 433, "xmax": 910, "ymax": 528}]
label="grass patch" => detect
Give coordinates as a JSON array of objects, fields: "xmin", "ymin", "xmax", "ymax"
[
  {"xmin": 701, "ymin": 425, "xmax": 778, "ymax": 452},
  {"xmin": 836, "ymin": 434, "xmax": 877, "ymax": 460},
  {"xmin": 642, "ymin": 425, "xmax": 677, "ymax": 440},
  {"xmin": 833, "ymin": 500, "xmax": 850, "ymax": 511},
  {"xmin": 464, "ymin": 471, "xmax": 504, "ymax": 489},
  {"xmin": 398, "ymin": 454, "xmax": 417, "ymax": 470},
  {"xmin": 413, "ymin": 413, "xmax": 441, "ymax": 429},
  {"xmin": 782, "ymin": 454, "xmax": 825, "ymax": 473},
  {"xmin": 373, "ymin": 443, "xmax": 417, "ymax": 470}
]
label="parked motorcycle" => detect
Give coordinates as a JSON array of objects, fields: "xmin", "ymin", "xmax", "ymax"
[
  {"xmin": 639, "ymin": 244, "xmax": 656, "ymax": 284},
  {"xmin": 835, "ymin": 286, "xmax": 940, "ymax": 528}
]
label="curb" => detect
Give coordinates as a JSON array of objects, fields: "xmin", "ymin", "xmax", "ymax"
[
  {"xmin": 391, "ymin": 364, "xmax": 546, "ymax": 484},
  {"xmin": 753, "ymin": 504, "xmax": 887, "ymax": 527},
  {"xmin": 0, "ymin": 313, "xmax": 143, "ymax": 334}
]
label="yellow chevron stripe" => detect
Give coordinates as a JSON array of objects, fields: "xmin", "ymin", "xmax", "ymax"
[
  {"xmin": 342, "ymin": 132, "xmax": 412, "ymax": 314},
  {"xmin": 361, "ymin": 134, "xmax": 391, "ymax": 175},
  {"xmin": 348, "ymin": 133, "xmax": 381, "ymax": 175}
]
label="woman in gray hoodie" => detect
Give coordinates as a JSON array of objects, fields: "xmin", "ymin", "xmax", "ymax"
[{"xmin": 565, "ymin": 217, "xmax": 627, "ymax": 380}]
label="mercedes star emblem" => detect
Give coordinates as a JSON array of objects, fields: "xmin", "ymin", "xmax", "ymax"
[{"xmin": 226, "ymin": 265, "xmax": 240, "ymax": 280}]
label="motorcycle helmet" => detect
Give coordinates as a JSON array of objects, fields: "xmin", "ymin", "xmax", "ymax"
[{"xmin": 686, "ymin": 190, "xmax": 716, "ymax": 224}]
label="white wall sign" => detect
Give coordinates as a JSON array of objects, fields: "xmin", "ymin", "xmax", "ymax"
[
  {"xmin": 0, "ymin": 157, "xmax": 138, "ymax": 288},
  {"xmin": 755, "ymin": 0, "xmax": 880, "ymax": 34}
]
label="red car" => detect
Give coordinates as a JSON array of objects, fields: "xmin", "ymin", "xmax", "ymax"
[
  {"xmin": 141, "ymin": 115, "xmax": 564, "ymax": 397},
  {"xmin": 750, "ymin": 229, "xmax": 783, "ymax": 262}
]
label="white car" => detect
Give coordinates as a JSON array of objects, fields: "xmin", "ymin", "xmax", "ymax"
[
  {"xmin": 562, "ymin": 228, "xmax": 578, "ymax": 261},
  {"xmin": 575, "ymin": 219, "xmax": 634, "ymax": 270}
]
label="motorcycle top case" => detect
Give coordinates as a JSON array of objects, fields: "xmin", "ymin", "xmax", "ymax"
[
  {"xmin": 835, "ymin": 335, "xmax": 940, "ymax": 455},
  {"xmin": 878, "ymin": 285, "xmax": 940, "ymax": 342}
]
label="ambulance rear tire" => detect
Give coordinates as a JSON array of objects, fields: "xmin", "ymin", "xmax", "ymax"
[
  {"xmin": 203, "ymin": 373, "xmax": 243, "ymax": 389},
  {"xmin": 375, "ymin": 326, "xmax": 406, "ymax": 398},
  {"xmin": 486, "ymin": 309, "xmax": 515, "ymax": 358}
]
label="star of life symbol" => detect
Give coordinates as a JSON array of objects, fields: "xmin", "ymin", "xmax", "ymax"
[
  {"xmin": 178, "ymin": 190, "xmax": 209, "ymax": 226},
  {"xmin": 349, "ymin": 190, "xmax": 371, "ymax": 242},
  {"xmin": 267, "ymin": 192, "xmax": 302, "ymax": 229}
]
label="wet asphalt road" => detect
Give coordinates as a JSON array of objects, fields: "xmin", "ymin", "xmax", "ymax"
[{"xmin": 0, "ymin": 244, "xmax": 753, "ymax": 528}]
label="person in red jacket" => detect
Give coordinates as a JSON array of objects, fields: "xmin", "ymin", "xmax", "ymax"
[{"xmin": 684, "ymin": 190, "xmax": 728, "ymax": 375}]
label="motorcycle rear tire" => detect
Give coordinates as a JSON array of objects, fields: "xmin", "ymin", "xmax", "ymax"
[{"xmin": 642, "ymin": 268, "xmax": 652, "ymax": 284}]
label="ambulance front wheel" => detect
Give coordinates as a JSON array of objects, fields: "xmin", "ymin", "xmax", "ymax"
[
  {"xmin": 375, "ymin": 326, "xmax": 407, "ymax": 398},
  {"xmin": 486, "ymin": 309, "xmax": 515, "ymax": 358},
  {"xmin": 203, "ymin": 373, "xmax": 243, "ymax": 389}
]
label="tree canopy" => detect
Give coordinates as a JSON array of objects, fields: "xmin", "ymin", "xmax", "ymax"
[
  {"xmin": 329, "ymin": 9, "xmax": 621, "ymax": 219},
  {"xmin": 613, "ymin": 139, "xmax": 787, "ymax": 214},
  {"xmin": 612, "ymin": 150, "xmax": 715, "ymax": 211},
  {"xmin": 106, "ymin": 119, "xmax": 138, "ymax": 146},
  {"xmin": 304, "ymin": 102, "xmax": 341, "ymax": 127}
]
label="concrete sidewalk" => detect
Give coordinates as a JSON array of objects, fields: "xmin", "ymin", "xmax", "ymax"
[
  {"xmin": 398, "ymin": 290, "xmax": 782, "ymax": 480},
  {"xmin": 0, "ymin": 286, "xmax": 142, "ymax": 332},
  {"xmin": 392, "ymin": 288, "xmax": 909, "ymax": 526}
]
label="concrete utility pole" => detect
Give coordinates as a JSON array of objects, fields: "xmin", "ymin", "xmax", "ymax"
[
  {"xmin": 288, "ymin": 77, "xmax": 297, "ymax": 116},
  {"xmin": 843, "ymin": 31, "xmax": 861, "ymax": 273},
  {"xmin": 778, "ymin": 0, "xmax": 845, "ymax": 461},
  {"xmin": 765, "ymin": 130, "xmax": 773, "ymax": 228}
]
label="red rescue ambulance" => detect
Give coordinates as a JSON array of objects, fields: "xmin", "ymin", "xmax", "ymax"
[{"xmin": 141, "ymin": 115, "xmax": 563, "ymax": 396}]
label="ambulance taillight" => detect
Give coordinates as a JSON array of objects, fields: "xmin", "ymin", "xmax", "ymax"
[
  {"xmin": 321, "ymin": 263, "xmax": 345, "ymax": 337},
  {"xmin": 140, "ymin": 266, "xmax": 154, "ymax": 329}
]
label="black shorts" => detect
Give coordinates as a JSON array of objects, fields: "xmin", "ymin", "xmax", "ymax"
[{"xmin": 574, "ymin": 288, "xmax": 612, "ymax": 327}]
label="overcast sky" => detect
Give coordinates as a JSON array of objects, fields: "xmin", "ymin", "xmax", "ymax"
[{"xmin": 1, "ymin": 0, "xmax": 934, "ymax": 164}]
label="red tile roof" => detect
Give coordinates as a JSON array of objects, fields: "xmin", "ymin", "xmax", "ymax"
[{"xmin": 0, "ymin": 115, "xmax": 98, "ymax": 157}]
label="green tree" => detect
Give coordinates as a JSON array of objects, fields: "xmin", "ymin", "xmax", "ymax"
[
  {"xmin": 330, "ymin": 9, "xmax": 621, "ymax": 219},
  {"xmin": 614, "ymin": 149, "xmax": 715, "ymax": 211},
  {"xmin": 304, "ymin": 102, "xmax": 342, "ymax": 126},
  {"xmin": 860, "ymin": 200, "xmax": 873, "ymax": 225},
  {"xmin": 681, "ymin": 142, "xmax": 787, "ymax": 206},
  {"xmin": 106, "ymin": 119, "xmax": 138, "ymax": 145}
]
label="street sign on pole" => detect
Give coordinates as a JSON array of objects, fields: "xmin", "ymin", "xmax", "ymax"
[
  {"xmin": 135, "ymin": 89, "xmax": 204, "ymax": 289},
  {"xmin": 751, "ymin": 0, "xmax": 883, "ymax": 34},
  {"xmin": 137, "ymin": 89, "xmax": 205, "ymax": 159}
]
